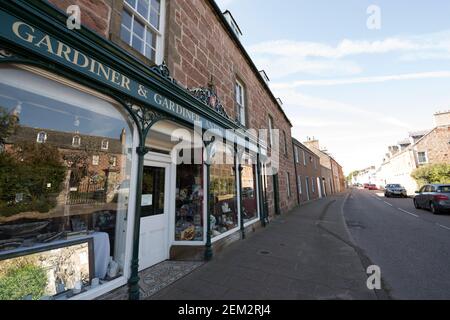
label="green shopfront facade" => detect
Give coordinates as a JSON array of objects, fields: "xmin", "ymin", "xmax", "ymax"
[{"xmin": 0, "ymin": 1, "xmax": 268, "ymax": 300}]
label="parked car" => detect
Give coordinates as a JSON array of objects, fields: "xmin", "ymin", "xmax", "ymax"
[
  {"xmin": 363, "ymin": 183, "xmax": 370, "ymax": 189},
  {"xmin": 368, "ymin": 184, "xmax": 378, "ymax": 190},
  {"xmin": 385, "ymin": 184, "xmax": 407, "ymax": 198},
  {"xmin": 413, "ymin": 184, "xmax": 450, "ymax": 214}
]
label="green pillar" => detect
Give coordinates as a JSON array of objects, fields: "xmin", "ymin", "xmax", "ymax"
[
  {"xmin": 204, "ymin": 162, "xmax": 213, "ymax": 261},
  {"xmin": 128, "ymin": 145, "xmax": 149, "ymax": 300}
]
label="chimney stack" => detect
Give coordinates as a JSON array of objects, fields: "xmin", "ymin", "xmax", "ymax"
[{"xmin": 434, "ymin": 110, "xmax": 450, "ymax": 127}]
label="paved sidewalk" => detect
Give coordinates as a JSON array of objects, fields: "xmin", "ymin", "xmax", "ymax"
[{"xmin": 149, "ymin": 193, "xmax": 377, "ymax": 300}]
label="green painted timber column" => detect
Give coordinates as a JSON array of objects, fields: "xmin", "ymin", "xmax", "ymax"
[{"xmin": 128, "ymin": 145, "xmax": 149, "ymax": 300}]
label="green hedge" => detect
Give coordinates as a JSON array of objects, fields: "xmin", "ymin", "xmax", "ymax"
[
  {"xmin": 0, "ymin": 264, "xmax": 48, "ymax": 300},
  {"xmin": 411, "ymin": 163, "xmax": 450, "ymax": 186}
]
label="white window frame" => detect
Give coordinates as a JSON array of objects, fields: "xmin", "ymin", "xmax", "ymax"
[
  {"xmin": 417, "ymin": 151, "xmax": 428, "ymax": 164},
  {"xmin": 235, "ymin": 80, "xmax": 246, "ymax": 126},
  {"xmin": 295, "ymin": 146, "xmax": 299, "ymax": 163},
  {"xmin": 303, "ymin": 150, "xmax": 306, "ymax": 166},
  {"xmin": 312, "ymin": 177, "xmax": 315, "ymax": 193},
  {"xmin": 72, "ymin": 135, "xmax": 81, "ymax": 147},
  {"xmin": 121, "ymin": 0, "xmax": 166, "ymax": 64},
  {"xmin": 36, "ymin": 131, "xmax": 47, "ymax": 143},
  {"xmin": 101, "ymin": 139, "xmax": 109, "ymax": 150},
  {"xmin": 92, "ymin": 155, "xmax": 100, "ymax": 166},
  {"xmin": 110, "ymin": 156, "xmax": 117, "ymax": 167}
]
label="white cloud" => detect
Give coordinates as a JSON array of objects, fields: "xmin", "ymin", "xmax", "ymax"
[
  {"xmin": 272, "ymin": 71, "xmax": 450, "ymax": 88},
  {"xmin": 249, "ymin": 38, "xmax": 420, "ymax": 59},
  {"xmin": 248, "ymin": 30, "xmax": 450, "ymax": 78}
]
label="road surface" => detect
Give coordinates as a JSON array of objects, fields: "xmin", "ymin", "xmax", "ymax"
[{"xmin": 344, "ymin": 188, "xmax": 450, "ymax": 299}]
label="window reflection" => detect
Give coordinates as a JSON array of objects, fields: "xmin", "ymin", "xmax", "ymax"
[
  {"xmin": 0, "ymin": 66, "xmax": 133, "ymax": 300},
  {"xmin": 175, "ymin": 148, "xmax": 203, "ymax": 242},
  {"xmin": 210, "ymin": 142, "xmax": 238, "ymax": 238},
  {"xmin": 241, "ymin": 155, "xmax": 258, "ymax": 223}
]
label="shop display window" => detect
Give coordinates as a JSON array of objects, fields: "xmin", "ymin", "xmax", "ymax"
[
  {"xmin": 241, "ymin": 156, "xmax": 258, "ymax": 223},
  {"xmin": 174, "ymin": 149, "xmax": 204, "ymax": 242},
  {"xmin": 0, "ymin": 66, "xmax": 133, "ymax": 300},
  {"xmin": 210, "ymin": 143, "xmax": 238, "ymax": 238}
]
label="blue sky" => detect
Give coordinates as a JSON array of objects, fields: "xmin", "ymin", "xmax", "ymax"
[{"xmin": 216, "ymin": 0, "xmax": 450, "ymax": 174}]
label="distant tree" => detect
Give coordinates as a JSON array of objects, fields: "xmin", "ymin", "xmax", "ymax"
[
  {"xmin": 346, "ymin": 170, "xmax": 360, "ymax": 183},
  {"xmin": 0, "ymin": 106, "xmax": 19, "ymax": 147},
  {"xmin": 411, "ymin": 163, "xmax": 450, "ymax": 186}
]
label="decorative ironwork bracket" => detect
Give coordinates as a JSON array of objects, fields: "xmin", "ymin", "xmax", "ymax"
[
  {"xmin": 150, "ymin": 61, "xmax": 177, "ymax": 84},
  {"xmin": 127, "ymin": 102, "xmax": 168, "ymax": 139},
  {"xmin": 188, "ymin": 86, "xmax": 231, "ymax": 121}
]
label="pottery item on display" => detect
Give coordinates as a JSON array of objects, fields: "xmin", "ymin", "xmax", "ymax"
[
  {"xmin": 0, "ymin": 238, "xmax": 24, "ymax": 251},
  {"xmin": 0, "ymin": 221, "xmax": 50, "ymax": 237},
  {"xmin": 107, "ymin": 257, "xmax": 119, "ymax": 278},
  {"xmin": 36, "ymin": 231, "xmax": 64, "ymax": 243},
  {"xmin": 181, "ymin": 225, "xmax": 195, "ymax": 241}
]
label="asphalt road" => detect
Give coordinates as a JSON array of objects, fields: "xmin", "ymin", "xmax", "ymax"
[{"xmin": 344, "ymin": 188, "xmax": 450, "ymax": 300}]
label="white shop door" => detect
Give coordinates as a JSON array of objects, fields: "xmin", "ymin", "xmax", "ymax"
[{"xmin": 138, "ymin": 160, "xmax": 171, "ymax": 271}]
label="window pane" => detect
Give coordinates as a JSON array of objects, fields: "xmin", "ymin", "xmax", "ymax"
[
  {"xmin": 150, "ymin": 8, "xmax": 160, "ymax": 29},
  {"xmin": 175, "ymin": 150, "xmax": 204, "ymax": 242},
  {"xmin": 0, "ymin": 66, "xmax": 133, "ymax": 299},
  {"xmin": 120, "ymin": 25, "xmax": 131, "ymax": 45},
  {"xmin": 151, "ymin": 0, "xmax": 161, "ymax": 12},
  {"xmin": 133, "ymin": 19, "xmax": 145, "ymax": 38},
  {"xmin": 125, "ymin": 0, "xmax": 136, "ymax": 9},
  {"xmin": 132, "ymin": 35, "xmax": 144, "ymax": 53},
  {"xmin": 210, "ymin": 143, "xmax": 238, "ymax": 238},
  {"xmin": 121, "ymin": 10, "xmax": 132, "ymax": 29},
  {"xmin": 145, "ymin": 45, "xmax": 155, "ymax": 61},
  {"xmin": 137, "ymin": 0, "xmax": 150, "ymax": 19},
  {"xmin": 141, "ymin": 167, "xmax": 165, "ymax": 217},
  {"xmin": 241, "ymin": 158, "xmax": 257, "ymax": 223},
  {"xmin": 146, "ymin": 28, "xmax": 156, "ymax": 48}
]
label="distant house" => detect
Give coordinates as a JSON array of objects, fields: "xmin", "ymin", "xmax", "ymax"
[{"xmin": 375, "ymin": 111, "xmax": 450, "ymax": 194}]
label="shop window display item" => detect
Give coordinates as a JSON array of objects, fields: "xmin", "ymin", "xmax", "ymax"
[{"xmin": 175, "ymin": 162, "xmax": 204, "ymax": 242}]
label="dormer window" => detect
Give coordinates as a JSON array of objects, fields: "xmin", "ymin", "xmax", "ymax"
[
  {"xmin": 36, "ymin": 131, "xmax": 47, "ymax": 143},
  {"xmin": 72, "ymin": 135, "xmax": 81, "ymax": 147},
  {"xmin": 101, "ymin": 139, "xmax": 109, "ymax": 150},
  {"xmin": 223, "ymin": 10, "xmax": 242, "ymax": 39}
]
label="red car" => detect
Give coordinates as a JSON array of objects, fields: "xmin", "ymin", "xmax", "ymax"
[
  {"xmin": 363, "ymin": 183, "xmax": 370, "ymax": 189},
  {"xmin": 368, "ymin": 184, "xmax": 378, "ymax": 190}
]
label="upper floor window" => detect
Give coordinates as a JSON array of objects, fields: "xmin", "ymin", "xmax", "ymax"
[
  {"xmin": 417, "ymin": 151, "xmax": 428, "ymax": 164},
  {"xmin": 110, "ymin": 156, "xmax": 117, "ymax": 167},
  {"xmin": 235, "ymin": 80, "xmax": 246, "ymax": 126},
  {"xmin": 121, "ymin": 0, "xmax": 164, "ymax": 63},
  {"xmin": 101, "ymin": 139, "xmax": 109, "ymax": 150},
  {"xmin": 283, "ymin": 131, "xmax": 288, "ymax": 155},
  {"xmin": 92, "ymin": 155, "xmax": 100, "ymax": 166},
  {"xmin": 36, "ymin": 131, "xmax": 47, "ymax": 143},
  {"xmin": 302, "ymin": 150, "xmax": 306, "ymax": 166},
  {"xmin": 72, "ymin": 135, "xmax": 81, "ymax": 147},
  {"xmin": 294, "ymin": 146, "xmax": 299, "ymax": 163}
]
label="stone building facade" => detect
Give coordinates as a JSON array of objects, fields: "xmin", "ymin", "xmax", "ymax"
[
  {"xmin": 376, "ymin": 111, "xmax": 450, "ymax": 194},
  {"xmin": 303, "ymin": 138, "xmax": 345, "ymax": 195},
  {"xmin": 292, "ymin": 139, "xmax": 321, "ymax": 202},
  {"xmin": 0, "ymin": 0, "xmax": 313, "ymax": 300}
]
